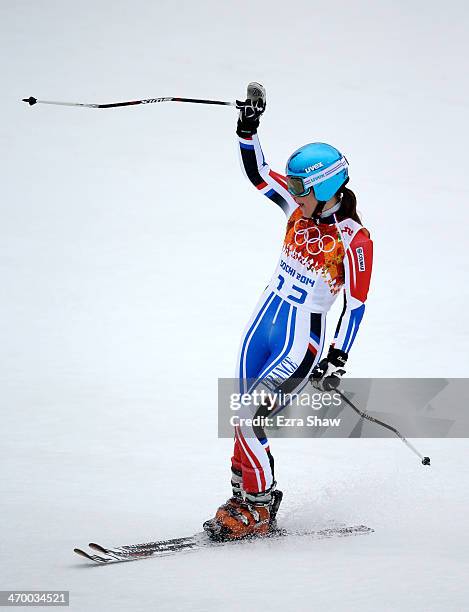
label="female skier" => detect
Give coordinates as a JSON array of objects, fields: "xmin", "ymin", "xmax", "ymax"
[{"xmin": 204, "ymin": 83, "xmax": 373, "ymax": 541}]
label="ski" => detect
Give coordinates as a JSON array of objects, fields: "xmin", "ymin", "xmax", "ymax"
[{"xmin": 74, "ymin": 524, "xmax": 373, "ymax": 565}]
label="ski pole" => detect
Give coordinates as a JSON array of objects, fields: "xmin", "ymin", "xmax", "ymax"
[
  {"xmin": 337, "ymin": 390, "xmax": 431, "ymax": 466},
  {"xmin": 22, "ymin": 95, "xmax": 235, "ymax": 110}
]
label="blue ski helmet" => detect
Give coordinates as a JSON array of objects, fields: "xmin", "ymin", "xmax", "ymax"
[{"xmin": 285, "ymin": 142, "xmax": 349, "ymax": 201}]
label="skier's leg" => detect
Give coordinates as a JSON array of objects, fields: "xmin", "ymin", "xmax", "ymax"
[
  {"xmin": 230, "ymin": 289, "xmax": 281, "ymax": 494},
  {"xmin": 207, "ymin": 297, "xmax": 326, "ymax": 539},
  {"xmin": 233, "ymin": 294, "xmax": 293, "ymax": 497},
  {"xmin": 235, "ymin": 309, "xmax": 327, "ymax": 497}
]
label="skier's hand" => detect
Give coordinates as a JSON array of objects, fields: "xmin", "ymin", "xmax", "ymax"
[
  {"xmin": 236, "ymin": 82, "xmax": 266, "ymax": 137},
  {"xmin": 310, "ymin": 348, "xmax": 348, "ymax": 391}
]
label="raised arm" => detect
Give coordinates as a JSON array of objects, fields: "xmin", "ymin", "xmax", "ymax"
[
  {"xmin": 238, "ymin": 133, "xmax": 297, "ymax": 216},
  {"xmin": 236, "ymin": 83, "xmax": 297, "ymax": 217}
]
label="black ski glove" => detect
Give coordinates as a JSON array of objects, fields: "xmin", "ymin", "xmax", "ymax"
[
  {"xmin": 236, "ymin": 82, "xmax": 266, "ymax": 137},
  {"xmin": 310, "ymin": 347, "xmax": 348, "ymax": 391}
]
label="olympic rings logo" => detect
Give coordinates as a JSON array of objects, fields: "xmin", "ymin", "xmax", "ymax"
[{"xmin": 293, "ymin": 220, "xmax": 337, "ymax": 255}]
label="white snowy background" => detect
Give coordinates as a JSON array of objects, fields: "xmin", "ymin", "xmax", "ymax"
[{"xmin": 1, "ymin": 1, "xmax": 469, "ymax": 610}]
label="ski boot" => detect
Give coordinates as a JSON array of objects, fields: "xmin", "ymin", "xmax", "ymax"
[{"xmin": 203, "ymin": 485, "xmax": 283, "ymax": 542}]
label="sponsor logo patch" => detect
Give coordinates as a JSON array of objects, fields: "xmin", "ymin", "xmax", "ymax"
[{"xmin": 356, "ymin": 246, "xmax": 365, "ymax": 272}]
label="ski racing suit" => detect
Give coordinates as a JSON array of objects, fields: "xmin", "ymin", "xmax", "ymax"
[{"xmin": 232, "ymin": 132, "xmax": 373, "ymax": 497}]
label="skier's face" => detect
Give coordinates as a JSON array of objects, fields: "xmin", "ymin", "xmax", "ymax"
[{"xmin": 293, "ymin": 192, "xmax": 339, "ymax": 219}]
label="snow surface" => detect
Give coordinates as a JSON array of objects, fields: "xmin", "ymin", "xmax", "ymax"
[{"xmin": 1, "ymin": 1, "xmax": 469, "ymax": 610}]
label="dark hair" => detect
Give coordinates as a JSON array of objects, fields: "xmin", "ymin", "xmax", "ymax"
[{"xmin": 336, "ymin": 186, "xmax": 362, "ymax": 225}]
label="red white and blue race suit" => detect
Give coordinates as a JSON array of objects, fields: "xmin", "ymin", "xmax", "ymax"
[{"xmin": 232, "ymin": 132, "xmax": 373, "ymax": 496}]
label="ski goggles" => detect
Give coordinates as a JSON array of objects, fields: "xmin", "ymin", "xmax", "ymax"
[
  {"xmin": 286, "ymin": 156, "xmax": 349, "ymax": 197},
  {"xmin": 286, "ymin": 176, "xmax": 312, "ymax": 197}
]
